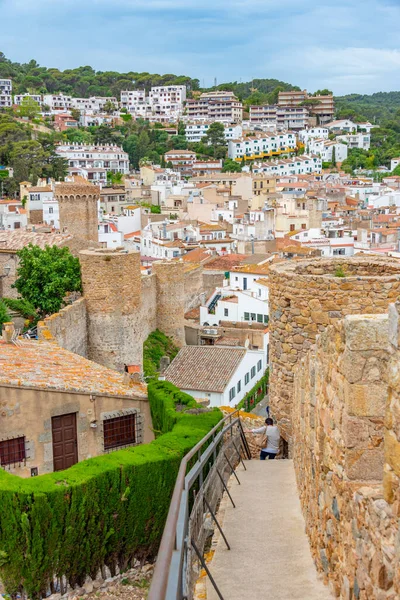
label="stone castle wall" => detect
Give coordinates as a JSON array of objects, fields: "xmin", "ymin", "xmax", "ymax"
[
  {"xmin": 269, "ymin": 257, "xmax": 400, "ymax": 442},
  {"xmin": 152, "ymin": 260, "xmax": 186, "ymax": 346},
  {"xmin": 38, "ymin": 298, "xmax": 88, "ymax": 357},
  {"xmin": 293, "ymin": 311, "xmax": 400, "ymax": 599}
]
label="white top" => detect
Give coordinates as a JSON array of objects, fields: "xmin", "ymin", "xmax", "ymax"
[{"xmin": 251, "ymin": 425, "xmax": 280, "ymax": 454}]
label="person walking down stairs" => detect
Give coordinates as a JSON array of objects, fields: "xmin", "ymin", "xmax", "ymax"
[{"xmin": 249, "ymin": 417, "xmax": 280, "ymax": 460}]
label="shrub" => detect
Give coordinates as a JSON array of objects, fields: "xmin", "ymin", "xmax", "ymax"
[
  {"xmin": 0, "ymin": 381, "xmax": 222, "ymax": 598},
  {"xmin": 143, "ymin": 329, "xmax": 179, "ymax": 381},
  {"xmin": 334, "ymin": 266, "xmax": 346, "ymax": 278},
  {"xmin": 237, "ymin": 368, "xmax": 269, "ymax": 412}
]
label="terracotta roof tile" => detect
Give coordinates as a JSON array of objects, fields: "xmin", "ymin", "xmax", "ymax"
[
  {"xmin": 0, "ymin": 339, "xmax": 146, "ymax": 397},
  {"xmin": 164, "ymin": 346, "xmax": 246, "ymax": 393}
]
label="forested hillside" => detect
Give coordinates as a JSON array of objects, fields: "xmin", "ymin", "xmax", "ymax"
[
  {"xmin": 335, "ymin": 92, "xmax": 400, "ymax": 126},
  {"xmin": 0, "ymin": 52, "xmax": 199, "ymax": 97}
]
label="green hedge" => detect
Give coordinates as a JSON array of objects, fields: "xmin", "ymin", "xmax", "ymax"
[
  {"xmin": 237, "ymin": 368, "xmax": 269, "ymax": 412},
  {"xmin": 0, "ymin": 382, "xmax": 222, "ymax": 599}
]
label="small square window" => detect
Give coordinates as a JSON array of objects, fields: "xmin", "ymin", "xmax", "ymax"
[
  {"xmin": 244, "ymin": 312, "xmax": 250, "ymax": 321},
  {"xmin": 0, "ymin": 436, "xmax": 26, "ymax": 466},
  {"xmin": 103, "ymin": 414, "xmax": 136, "ymax": 451}
]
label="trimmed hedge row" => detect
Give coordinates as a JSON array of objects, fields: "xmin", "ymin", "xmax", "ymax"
[{"xmin": 0, "ymin": 382, "xmax": 222, "ymax": 599}]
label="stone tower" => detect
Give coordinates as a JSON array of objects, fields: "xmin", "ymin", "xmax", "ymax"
[
  {"xmin": 153, "ymin": 260, "xmax": 186, "ymax": 346},
  {"xmin": 55, "ymin": 182, "xmax": 100, "ymax": 244},
  {"xmin": 79, "ymin": 248, "xmax": 143, "ymax": 372},
  {"xmin": 268, "ymin": 256, "xmax": 400, "ymax": 442}
]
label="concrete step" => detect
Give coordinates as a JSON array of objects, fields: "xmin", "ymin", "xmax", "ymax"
[{"xmin": 206, "ymin": 460, "xmax": 334, "ymax": 600}]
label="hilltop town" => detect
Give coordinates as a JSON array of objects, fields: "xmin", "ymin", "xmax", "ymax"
[{"xmin": 0, "ymin": 55, "xmax": 400, "ymax": 600}]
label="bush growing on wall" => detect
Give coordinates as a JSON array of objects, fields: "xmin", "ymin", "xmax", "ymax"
[
  {"xmin": 143, "ymin": 329, "xmax": 179, "ymax": 381},
  {"xmin": 0, "ymin": 382, "xmax": 222, "ymax": 599}
]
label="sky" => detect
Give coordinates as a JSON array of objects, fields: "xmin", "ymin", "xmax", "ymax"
[{"xmin": 1, "ymin": 0, "xmax": 400, "ymax": 95}]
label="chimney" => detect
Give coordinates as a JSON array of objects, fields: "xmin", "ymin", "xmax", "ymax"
[
  {"xmin": 2, "ymin": 321, "xmax": 15, "ymax": 343},
  {"xmin": 159, "ymin": 355, "xmax": 171, "ymax": 373}
]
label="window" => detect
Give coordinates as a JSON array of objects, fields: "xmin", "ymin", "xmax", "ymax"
[
  {"xmin": 251, "ymin": 366, "xmax": 256, "ymax": 379},
  {"xmin": 0, "ymin": 436, "xmax": 26, "ymax": 466},
  {"xmin": 290, "ymin": 224, "xmax": 295, "ymax": 232},
  {"xmin": 257, "ymin": 314, "xmax": 263, "ymax": 323},
  {"xmin": 237, "ymin": 380, "xmax": 241, "ymax": 393},
  {"xmin": 245, "ymin": 373, "xmax": 250, "ymax": 385},
  {"xmin": 257, "ymin": 360, "xmax": 262, "ymax": 372},
  {"xmin": 229, "ymin": 387, "xmax": 236, "ymax": 401},
  {"xmin": 301, "ymin": 224, "xmax": 307, "ymax": 229},
  {"xmin": 103, "ymin": 414, "xmax": 136, "ymax": 450},
  {"xmin": 244, "ymin": 312, "xmax": 250, "ymax": 321},
  {"xmin": 264, "ymin": 315, "xmax": 269, "ymax": 324},
  {"xmin": 224, "ymin": 308, "xmax": 229, "ymax": 317},
  {"xmin": 251, "ymin": 313, "xmax": 256, "ymax": 321}
]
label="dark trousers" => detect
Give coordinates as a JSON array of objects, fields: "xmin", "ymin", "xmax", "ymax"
[{"xmin": 260, "ymin": 450, "xmax": 277, "ymax": 460}]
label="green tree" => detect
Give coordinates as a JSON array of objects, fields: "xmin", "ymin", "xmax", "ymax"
[
  {"xmin": 9, "ymin": 140, "xmax": 47, "ymax": 183},
  {"xmin": 103, "ymin": 100, "xmax": 116, "ymax": 114},
  {"xmin": 177, "ymin": 121, "xmax": 186, "ymax": 136},
  {"xmin": 331, "ymin": 145, "xmax": 336, "ymax": 167},
  {"xmin": 70, "ymin": 108, "xmax": 81, "ymax": 122},
  {"xmin": 13, "ymin": 244, "xmax": 82, "ymax": 316},
  {"xmin": 222, "ymin": 159, "xmax": 242, "ymax": 173},
  {"xmin": 0, "ymin": 301, "xmax": 10, "ymax": 328},
  {"xmin": 17, "ymin": 96, "xmax": 40, "ymax": 119},
  {"xmin": 203, "ymin": 122, "xmax": 226, "ymax": 147}
]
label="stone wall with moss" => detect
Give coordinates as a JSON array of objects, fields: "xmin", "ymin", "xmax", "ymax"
[{"xmin": 293, "ymin": 311, "xmax": 400, "ymax": 598}]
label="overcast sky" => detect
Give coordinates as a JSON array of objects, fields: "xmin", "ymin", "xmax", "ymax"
[{"xmin": 2, "ymin": 0, "xmax": 400, "ymax": 95}]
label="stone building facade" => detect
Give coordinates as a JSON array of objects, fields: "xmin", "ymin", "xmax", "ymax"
[
  {"xmin": 268, "ymin": 257, "xmax": 400, "ymax": 443},
  {"xmin": 292, "ymin": 309, "xmax": 400, "ymax": 599}
]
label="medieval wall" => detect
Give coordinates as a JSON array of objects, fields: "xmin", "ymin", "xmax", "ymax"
[
  {"xmin": 293, "ymin": 312, "xmax": 400, "ymax": 599},
  {"xmin": 38, "ymin": 298, "xmax": 88, "ymax": 357},
  {"xmin": 269, "ymin": 257, "xmax": 400, "ymax": 442},
  {"xmin": 183, "ymin": 265, "xmax": 207, "ymax": 311}
]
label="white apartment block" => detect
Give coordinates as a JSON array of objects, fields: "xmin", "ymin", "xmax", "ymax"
[
  {"xmin": 14, "ymin": 93, "xmax": 42, "ymax": 106},
  {"xmin": 43, "ymin": 93, "xmax": 72, "ymax": 112},
  {"xmin": 186, "ymin": 91, "xmax": 243, "ymax": 124},
  {"xmin": 249, "ymin": 105, "xmax": 309, "ymax": 130},
  {"xmin": 290, "ymin": 227, "xmax": 355, "ymax": 257},
  {"xmin": 120, "ymin": 86, "xmax": 186, "ymax": 121},
  {"xmin": 70, "ymin": 96, "xmax": 118, "ymax": 113},
  {"xmin": 0, "ymin": 79, "xmax": 12, "ymax": 108},
  {"xmin": 308, "ymin": 139, "xmax": 348, "ymax": 162},
  {"xmin": 252, "ymin": 155, "xmax": 322, "ymax": 176},
  {"xmin": 228, "ymin": 132, "xmax": 297, "ymax": 161},
  {"xmin": 299, "ymin": 127, "xmax": 329, "ymax": 145},
  {"xmin": 336, "ymin": 132, "xmax": 370, "ymax": 150},
  {"xmin": 149, "ymin": 85, "xmax": 186, "ymax": 105},
  {"xmin": 56, "ymin": 143, "xmax": 129, "ymax": 184},
  {"xmin": 43, "ymin": 199, "xmax": 60, "ymax": 228},
  {"xmin": 185, "ymin": 122, "xmax": 243, "ymax": 143}
]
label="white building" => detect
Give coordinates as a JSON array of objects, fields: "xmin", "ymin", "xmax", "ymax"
[
  {"xmin": 56, "ymin": 143, "xmax": 130, "ymax": 184},
  {"xmin": 252, "ymin": 155, "xmax": 322, "ymax": 176},
  {"xmin": 0, "ymin": 200, "xmax": 27, "ymax": 230},
  {"xmin": 120, "ymin": 85, "xmax": 186, "ymax": 121},
  {"xmin": 249, "ymin": 105, "xmax": 309, "ymax": 130},
  {"xmin": 391, "ymin": 158, "xmax": 400, "ymax": 172},
  {"xmin": 200, "ymin": 285, "xmax": 269, "ymax": 327},
  {"xmin": 228, "ymin": 132, "xmax": 297, "ymax": 161},
  {"xmin": 336, "ymin": 133, "xmax": 370, "ymax": 150},
  {"xmin": 70, "ymin": 96, "xmax": 118, "ymax": 113},
  {"xmin": 298, "ymin": 127, "xmax": 329, "ymax": 145},
  {"xmin": 308, "ymin": 139, "xmax": 348, "ymax": 163},
  {"xmin": 163, "ymin": 346, "xmax": 267, "ymax": 408},
  {"xmin": 185, "ymin": 122, "xmax": 243, "ymax": 144},
  {"xmin": 43, "ymin": 199, "xmax": 59, "ymax": 228},
  {"xmin": 43, "ymin": 93, "xmax": 72, "ymax": 112},
  {"xmin": 0, "ymin": 79, "xmax": 12, "ymax": 108},
  {"xmin": 14, "ymin": 93, "xmax": 42, "ymax": 106},
  {"xmin": 326, "ymin": 119, "xmax": 356, "ymax": 133},
  {"xmin": 290, "ymin": 227, "xmax": 355, "ymax": 256}
]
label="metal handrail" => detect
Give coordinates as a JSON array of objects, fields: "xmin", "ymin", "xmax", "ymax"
[{"xmin": 148, "ymin": 409, "xmax": 250, "ymax": 600}]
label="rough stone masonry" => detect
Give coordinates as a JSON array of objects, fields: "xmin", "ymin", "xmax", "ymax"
[{"xmin": 268, "ymin": 256, "xmax": 400, "ymax": 445}]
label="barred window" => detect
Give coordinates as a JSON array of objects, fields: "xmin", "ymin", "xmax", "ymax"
[
  {"xmin": 103, "ymin": 414, "xmax": 136, "ymax": 451},
  {"xmin": 0, "ymin": 436, "xmax": 26, "ymax": 466}
]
